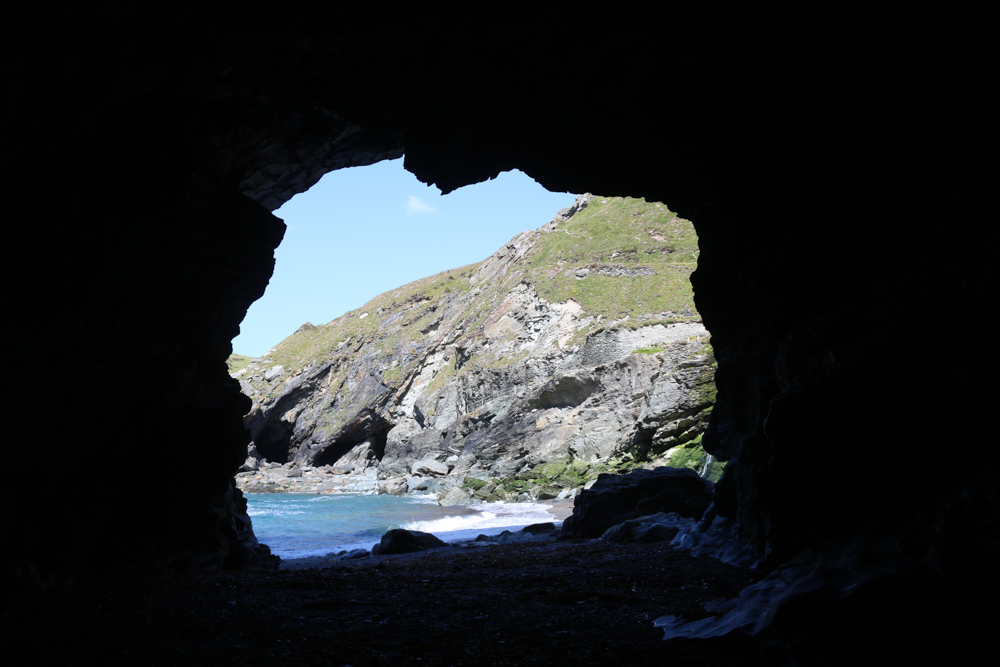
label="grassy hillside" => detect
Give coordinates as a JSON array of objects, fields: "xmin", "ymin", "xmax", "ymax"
[
  {"xmin": 226, "ymin": 354, "xmax": 255, "ymax": 374},
  {"xmin": 523, "ymin": 196, "xmax": 699, "ymax": 319},
  {"xmin": 242, "ymin": 262, "xmax": 480, "ymax": 375},
  {"xmin": 230, "ymin": 196, "xmax": 700, "ymax": 396}
]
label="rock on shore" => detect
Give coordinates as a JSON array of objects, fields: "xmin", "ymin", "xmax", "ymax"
[{"xmin": 235, "ymin": 460, "xmax": 378, "ymax": 494}]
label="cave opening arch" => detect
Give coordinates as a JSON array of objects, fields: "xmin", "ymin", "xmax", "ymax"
[
  {"xmin": 5, "ymin": 8, "xmax": 997, "ymax": 662},
  {"xmin": 231, "ymin": 156, "xmax": 720, "ymax": 555}
]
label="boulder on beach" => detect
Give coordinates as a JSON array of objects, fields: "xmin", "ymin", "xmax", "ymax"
[
  {"xmin": 521, "ymin": 522, "xmax": 557, "ymax": 534},
  {"xmin": 371, "ymin": 529, "xmax": 447, "ymax": 555},
  {"xmin": 560, "ymin": 467, "xmax": 712, "ymax": 539},
  {"xmin": 474, "ymin": 523, "xmax": 559, "ymax": 544},
  {"xmin": 600, "ymin": 512, "xmax": 684, "ymax": 543},
  {"xmin": 438, "ymin": 486, "xmax": 472, "ymax": 506},
  {"xmin": 377, "ymin": 477, "xmax": 408, "ymax": 496}
]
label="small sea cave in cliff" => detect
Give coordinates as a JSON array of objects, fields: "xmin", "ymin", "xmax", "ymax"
[{"xmin": 5, "ymin": 8, "xmax": 997, "ymax": 665}]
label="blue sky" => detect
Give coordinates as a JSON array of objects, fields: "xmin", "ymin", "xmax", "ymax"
[{"xmin": 232, "ymin": 158, "xmax": 576, "ymax": 357}]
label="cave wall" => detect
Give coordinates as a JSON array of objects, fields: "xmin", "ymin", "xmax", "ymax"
[{"xmin": 4, "ymin": 5, "xmax": 997, "ymax": 656}]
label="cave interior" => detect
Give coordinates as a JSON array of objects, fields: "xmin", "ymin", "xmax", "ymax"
[{"xmin": 4, "ymin": 8, "xmax": 997, "ymax": 662}]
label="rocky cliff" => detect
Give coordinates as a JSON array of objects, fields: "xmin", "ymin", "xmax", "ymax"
[{"xmin": 234, "ymin": 195, "xmax": 720, "ymax": 501}]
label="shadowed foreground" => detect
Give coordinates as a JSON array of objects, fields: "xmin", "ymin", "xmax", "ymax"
[{"xmin": 7, "ymin": 540, "xmax": 755, "ymax": 666}]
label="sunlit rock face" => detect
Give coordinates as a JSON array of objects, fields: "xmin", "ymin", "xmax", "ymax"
[{"xmin": 5, "ymin": 6, "xmax": 996, "ymax": 660}]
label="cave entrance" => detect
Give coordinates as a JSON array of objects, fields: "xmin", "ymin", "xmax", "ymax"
[{"xmin": 229, "ymin": 158, "xmax": 719, "ymax": 558}]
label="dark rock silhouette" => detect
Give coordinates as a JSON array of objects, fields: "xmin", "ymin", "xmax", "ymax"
[
  {"xmin": 371, "ymin": 529, "xmax": 447, "ymax": 555},
  {"xmin": 561, "ymin": 468, "xmax": 713, "ymax": 539},
  {"xmin": 600, "ymin": 514, "xmax": 684, "ymax": 544}
]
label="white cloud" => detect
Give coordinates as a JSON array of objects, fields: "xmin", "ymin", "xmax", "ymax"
[{"xmin": 406, "ymin": 195, "xmax": 438, "ymax": 214}]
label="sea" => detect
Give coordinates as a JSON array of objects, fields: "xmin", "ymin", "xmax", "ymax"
[{"xmin": 245, "ymin": 493, "xmax": 563, "ymax": 560}]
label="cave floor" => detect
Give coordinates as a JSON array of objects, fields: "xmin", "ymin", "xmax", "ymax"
[{"xmin": 8, "ymin": 539, "xmax": 757, "ymax": 666}]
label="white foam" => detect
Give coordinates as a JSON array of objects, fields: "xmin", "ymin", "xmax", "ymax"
[
  {"xmin": 405, "ymin": 494, "xmax": 441, "ymax": 505},
  {"xmin": 247, "ymin": 507, "xmax": 307, "ymax": 517},
  {"xmin": 267, "ymin": 535, "xmax": 383, "ymax": 559},
  {"xmin": 404, "ymin": 502, "xmax": 559, "ymax": 543}
]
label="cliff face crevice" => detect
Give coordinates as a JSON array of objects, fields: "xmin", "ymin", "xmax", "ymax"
[{"xmin": 6, "ymin": 8, "xmax": 996, "ymax": 660}]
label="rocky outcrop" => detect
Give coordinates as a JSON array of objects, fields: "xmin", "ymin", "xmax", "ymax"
[
  {"xmin": 235, "ymin": 460, "xmax": 378, "ymax": 494},
  {"xmin": 600, "ymin": 513, "xmax": 683, "ymax": 544},
  {"xmin": 473, "ymin": 523, "xmax": 558, "ymax": 544},
  {"xmin": 371, "ymin": 529, "xmax": 447, "ymax": 555},
  {"xmin": 235, "ymin": 197, "xmax": 719, "ymax": 498},
  {"xmin": 560, "ymin": 468, "xmax": 714, "ymax": 539}
]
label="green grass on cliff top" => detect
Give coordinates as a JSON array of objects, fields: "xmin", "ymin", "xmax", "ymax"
[
  {"xmin": 227, "ymin": 354, "xmax": 255, "ymax": 374},
  {"xmin": 520, "ymin": 196, "xmax": 699, "ymax": 319},
  {"xmin": 245, "ymin": 262, "xmax": 480, "ymax": 375},
  {"xmin": 231, "ymin": 196, "xmax": 700, "ymax": 379}
]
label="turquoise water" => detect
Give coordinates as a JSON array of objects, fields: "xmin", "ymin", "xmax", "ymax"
[{"xmin": 246, "ymin": 493, "xmax": 560, "ymax": 559}]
